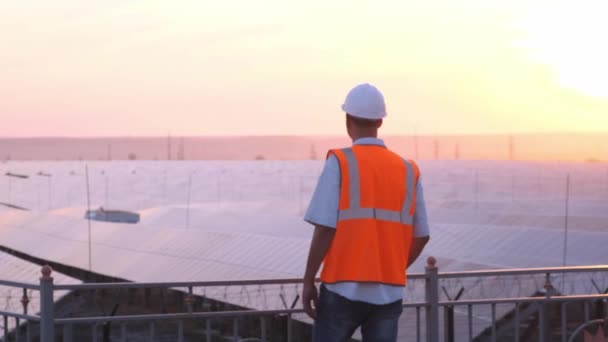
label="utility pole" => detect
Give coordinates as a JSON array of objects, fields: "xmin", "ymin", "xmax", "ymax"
[
  {"xmin": 47, "ymin": 174, "xmax": 52, "ymax": 210},
  {"xmin": 5, "ymin": 172, "xmax": 29, "ymax": 205},
  {"xmin": 298, "ymin": 176, "xmax": 304, "ymax": 215},
  {"xmin": 217, "ymin": 171, "xmax": 221, "ymax": 208},
  {"xmin": 474, "ymin": 171, "xmax": 479, "ymax": 211},
  {"xmin": 107, "ymin": 143, "xmax": 112, "ymax": 161},
  {"xmin": 37, "ymin": 172, "xmax": 52, "ymax": 210},
  {"xmin": 562, "ymin": 174, "xmax": 570, "ymax": 267},
  {"xmin": 177, "ymin": 137, "xmax": 185, "ymax": 160},
  {"xmin": 167, "ymin": 132, "xmax": 172, "ymax": 161},
  {"xmin": 103, "ymin": 171, "xmax": 109, "ymax": 208},
  {"xmin": 7, "ymin": 174, "xmax": 10, "ymax": 204},
  {"xmin": 85, "ymin": 165, "xmax": 92, "ymax": 271},
  {"xmin": 163, "ymin": 169, "xmax": 168, "ymax": 206},
  {"xmin": 186, "ymin": 172, "xmax": 194, "ymax": 229},
  {"xmin": 511, "ymin": 172, "xmax": 515, "ymax": 202},
  {"xmin": 414, "ymin": 133, "xmax": 419, "ymax": 160},
  {"xmin": 310, "ymin": 144, "xmax": 317, "ymax": 160}
]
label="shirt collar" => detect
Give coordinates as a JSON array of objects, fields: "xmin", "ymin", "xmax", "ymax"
[{"xmin": 353, "ymin": 137, "xmax": 386, "ymax": 147}]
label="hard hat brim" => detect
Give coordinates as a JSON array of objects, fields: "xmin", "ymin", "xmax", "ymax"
[{"xmin": 342, "ymin": 104, "xmax": 387, "ymax": 120}]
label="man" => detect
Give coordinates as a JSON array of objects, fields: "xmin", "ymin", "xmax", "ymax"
[{"xmin": 302, "ymin": 83, "xmax": 430, "ymax": 342}]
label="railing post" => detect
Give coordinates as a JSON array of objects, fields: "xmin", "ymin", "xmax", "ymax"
[
  {"xmin": 185, "ymin": 286, "xmax": 195, "ymax": 313},
  {"xmin": 287, "ymin": 313, "xmax": 292, "ymax": 342},
  {"xmin": 62, "ymin": 323, "xmax": 73, "ymax": 342},
  {"xmin": 21, "ymin": 288, "xmax": 30, "ymax": 315},
  {"xmin": 22, "ymin": 288, "xmax": 31, "ymax": 342},
  {"xmin": 40, "ymin": 265, "xmax": 55, "ymax": 342},
  {"xmin": 425, "ymin": 256, "xmax": 439, "ymax": 342},
  {"xmin": 540, "ymin": 272, "xmax": 554, "ymax": 342},
  {"xmin": 4, "ymin": 315, "xmax": 8, "ymax": 341},
  {"xmin": 444, "ymin": 305, "xmax": 455, "ymax": 342},
  {"xmin": 206, "ymin": 319, "xmax": 212, "ymax": 341}
]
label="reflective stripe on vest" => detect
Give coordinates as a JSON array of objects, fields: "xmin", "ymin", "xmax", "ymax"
[{"xmin": 337, "ymin": 147, "xmax": 416, "ymax": 225}]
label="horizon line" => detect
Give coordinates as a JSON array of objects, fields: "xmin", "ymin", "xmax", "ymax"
[{"xmin": 1, "ymin": 131, "xmax": 608, "ymax": 140}]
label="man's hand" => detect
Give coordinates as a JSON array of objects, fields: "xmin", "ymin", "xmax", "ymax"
[
  {"xmin": 407, "ymin": 236, "xmax": 430, "ymax": 268},
  {"xmin": 302, "ymin": 225, "xmax": 335, "ymax": 319},
  {"xmin": 302, "ymin": 281, "xmax": 319, "ymax": 319}
]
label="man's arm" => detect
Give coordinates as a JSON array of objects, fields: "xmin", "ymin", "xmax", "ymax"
[
  {"xmin": 301, "ymin": 155, "xmax": 340, "ymax": 319},
  {"xmin": 408, "ymin": 236, "xmax": 429, "ymax": 268},
  {"xmin": 409, "ymin": 176, "xmax": 430, "ymax": 268},
  {"xmin": 302, "ymin": 225, "xmax": 335, "ymax": 319}
]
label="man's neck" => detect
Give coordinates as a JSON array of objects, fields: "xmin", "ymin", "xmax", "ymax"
[{"xmin": 351, "ymin": 134, "xmax": 378, "ymax": 143}]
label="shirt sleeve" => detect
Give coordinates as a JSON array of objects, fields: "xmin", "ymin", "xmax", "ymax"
[
  {"xmin": 303, "ymin": 155, "xmax": 340, "ymax": 229},
  {"xmin": 413, "ymin": 177, "xmax": 430, "ymax": 237}
]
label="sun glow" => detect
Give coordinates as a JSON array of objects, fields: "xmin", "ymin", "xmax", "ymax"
[{"xmin": 516, "ymin": 1, "xmax": 608, "ymax": 98}]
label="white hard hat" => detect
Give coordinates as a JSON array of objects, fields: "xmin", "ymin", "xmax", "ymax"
[{"xmin": 341, "ymin": 83, "xmax": 387, "ymax": 120}]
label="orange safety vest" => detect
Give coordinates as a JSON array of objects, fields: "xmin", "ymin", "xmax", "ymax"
[{"xmin": 320, "ymin": 144, "xmax": 420, "ymax": 286}]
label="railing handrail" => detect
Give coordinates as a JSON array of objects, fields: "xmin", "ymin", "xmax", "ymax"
[
  {"xmin": 55, "ymin": 308, "xmax": 307, "ymax": 325},
  {"xmin": 2, "ymin": 259, "xmax": 608, "ymax": 342},
  {"xmin": 0, "ymin": 311, "xmax": 40, "ymax": 321},
  {"xmin": 53, "ymin": 277, "xmax": 323, "ymax": 291},
  {"xmin": 0, "ymin": 279, "xmax": 39, "ymax": 290},
  {"xmin": 437, "ymin": 293, "xmax": 608, "ymax": 306},
  {"xmin": 437, "ymin": 264, "xmax": 608, "ymax": 279},
  {"xmin": 51, "ymin": 273, "xmax": 421, "ymax": 290},
  {"xmin": 47, "ymin": 264, "xmax": 608, "ymax": 291}
]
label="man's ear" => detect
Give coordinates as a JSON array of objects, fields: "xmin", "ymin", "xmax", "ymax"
[{"xmin": 376, "ymin": 119, "xmax": 383, "ymax": 129}]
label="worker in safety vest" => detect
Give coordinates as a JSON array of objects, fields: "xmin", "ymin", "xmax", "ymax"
[{"xmin": 302, "ymin": 83, "xmax": 430, "ymax": 342}]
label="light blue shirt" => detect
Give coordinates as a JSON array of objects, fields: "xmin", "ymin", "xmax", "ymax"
[{"xmin": 304, "ymin": 137, "xmax": 430, "ymax": 305}]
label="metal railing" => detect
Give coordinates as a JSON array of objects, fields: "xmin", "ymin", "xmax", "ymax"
[{"xmin": 1, "ymin": 258, "xmax": 607, "ymax": 342}]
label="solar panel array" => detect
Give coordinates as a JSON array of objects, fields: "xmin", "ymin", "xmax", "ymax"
[{"xmin": 0, "ymin": 159, "xmax": 606, "ymax": 340}]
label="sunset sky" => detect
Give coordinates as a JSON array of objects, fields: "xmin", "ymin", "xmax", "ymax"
[{"xmin": 1, "ymin": 0, "xmax": 607, "ymax": 137}]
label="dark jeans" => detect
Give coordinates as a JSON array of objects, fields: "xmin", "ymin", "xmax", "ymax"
[{"xmin": 313, "ymin": 285, "xmax": 403, "ymax": 342}]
